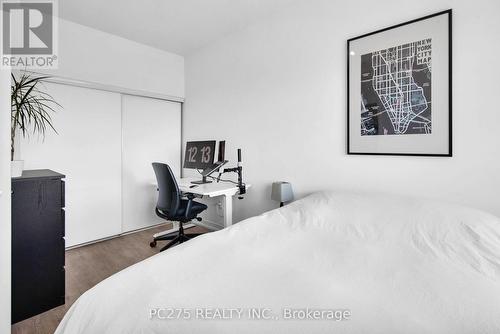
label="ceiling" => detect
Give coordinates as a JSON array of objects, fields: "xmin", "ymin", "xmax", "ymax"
[{"xmin": 58, "ymin": 0, "xmax": 297, "ymax": 56}]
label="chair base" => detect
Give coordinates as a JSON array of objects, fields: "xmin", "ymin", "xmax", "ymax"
[{"xmin": 150, "ymin": 221, "xmax": 204, "ymax": 251}]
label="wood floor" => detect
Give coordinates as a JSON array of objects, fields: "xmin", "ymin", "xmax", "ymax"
[{"xmin": 11, "ymin": 223, "xmax": 208, "ymax": 334}]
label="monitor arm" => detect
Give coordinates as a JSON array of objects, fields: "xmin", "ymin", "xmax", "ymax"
[{"xmin": 220, "ymin": 149, "xmax": 246, "ymax": 199}]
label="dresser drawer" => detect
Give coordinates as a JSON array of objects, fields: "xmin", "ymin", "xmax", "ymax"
[
  {"xmin": 61, "ymin": 180, "xmax": 65, "ymax": 208},
  {"xmin": 11, "ymin": 170, "xmax": 66, "ymax": 323},
  {"xmin": 62, "ymin": 208, "xmax": 65, "ymax": 238}
]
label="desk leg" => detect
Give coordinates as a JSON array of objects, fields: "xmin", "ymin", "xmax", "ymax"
[{"xmin": 223, "ymin": 194, "xmax": 233, "ymax": 227}]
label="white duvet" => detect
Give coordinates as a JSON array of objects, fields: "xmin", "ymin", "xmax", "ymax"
[{"xmin": 56, "ymin": 191, "xmax": 500, "ymax": 333}]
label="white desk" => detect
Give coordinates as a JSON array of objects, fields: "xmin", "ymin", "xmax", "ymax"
[
  {"xmin": 177, "ymin": 177, "xmax": 248, "ymax": 229},
  {"xmin": 152, "ymin": 177, "xmax": 250, "ymax": 238},
  {"xmin": 178, "ymin": 176, "xmax": 251, "ymax": 229}
]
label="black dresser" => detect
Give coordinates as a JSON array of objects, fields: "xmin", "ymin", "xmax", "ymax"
[{"xmin": 11, "ymin": 169, "xmax": 65, "ymax": 323}]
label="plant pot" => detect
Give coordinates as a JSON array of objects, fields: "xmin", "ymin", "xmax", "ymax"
[{"xmin": 11, "ymin": 160, "xmax": 24, "ymax": 177}]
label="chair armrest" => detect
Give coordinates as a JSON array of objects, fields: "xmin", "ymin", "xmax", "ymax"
[
  {"xmin": 184, "ymin": 193, "xmax": 194, "ymax": 218},
  {"xmin": 182, "ymin": 192, "xmax": 196, "ymax": 200},
  {"xmin": 181, "ymin": 191, "xmax": 202, "ymax": 199}
]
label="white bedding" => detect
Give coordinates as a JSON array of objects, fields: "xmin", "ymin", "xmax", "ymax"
[{"xmin": 56, "ymin": 191, "xmax": 500, "ymax": 333}]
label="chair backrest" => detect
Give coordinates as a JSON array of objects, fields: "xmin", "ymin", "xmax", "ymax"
[{"xmin": 152, "ymin": 162, "xmax": 180, "ymax": 216}]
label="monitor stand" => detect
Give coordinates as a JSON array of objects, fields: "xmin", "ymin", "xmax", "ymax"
[
  {"xmin": 191, "ymin": 176, "xmax": 212, "ymax": 184},
  {"xmin": 191, "ymin": 161, "xmax": 228, "ymax": 184}
]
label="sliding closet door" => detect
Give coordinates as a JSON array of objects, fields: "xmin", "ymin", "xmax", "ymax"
[
  {"xmin": 121, "ymin": 95, "xmax": 181, "ymax": 233},
  {"xmin": 21, "ymin": 83, "xmax": 122, "ymax": 247}
]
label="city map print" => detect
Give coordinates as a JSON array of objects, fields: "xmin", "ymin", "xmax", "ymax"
[{"xmin": 360, "ymin": 38, "xmax": 432, "ymax": 136}]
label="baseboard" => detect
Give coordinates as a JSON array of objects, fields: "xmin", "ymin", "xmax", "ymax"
[
  {"xmin": 194, "ymin": 219, "xmax": 224, "ymax": 231},
  {"xmin": 65, "ymin": 222, "xmax": 171, "ymax": 250}
]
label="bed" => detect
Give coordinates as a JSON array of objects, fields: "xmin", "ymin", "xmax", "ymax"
[{"xmin": 55, "ymin": 191, "xmax": 500, "ymax": 333}]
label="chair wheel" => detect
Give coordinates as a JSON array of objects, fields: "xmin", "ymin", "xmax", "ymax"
[{"xmin": 150, "ymin": 241, "xmax": 157, "ymax": 248}]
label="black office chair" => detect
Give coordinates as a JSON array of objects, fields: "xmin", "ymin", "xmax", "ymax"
[{"xmin": 150, "ymin": 162, "xmax": 208, "ymax": 252}]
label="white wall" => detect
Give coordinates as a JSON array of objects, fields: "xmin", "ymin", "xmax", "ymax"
[
  {"xmin": 40, "ymin": 18, "xmax": 185, "ymax": 98},
  {"xmin": 184, "ymin": 0, "xmax": 500, "ymax": 221},
  {"xmin": 0, "ymin": 68, "xmax": 11, "ymax": 334}
]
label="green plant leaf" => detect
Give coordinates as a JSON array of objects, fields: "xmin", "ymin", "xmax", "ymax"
[{"xmin": 10, "ymin": 71, "xmax": 62, "ymax": 158}]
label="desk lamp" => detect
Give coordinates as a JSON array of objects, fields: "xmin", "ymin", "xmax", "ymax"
[{"xmin": 271, "ymin": 182, "xmax": 294, "ymax": 207}]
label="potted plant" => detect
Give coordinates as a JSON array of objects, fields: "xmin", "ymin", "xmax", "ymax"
[{"xmin": 11, "ymin": 72, "xmax": 60, "ymax": 177}]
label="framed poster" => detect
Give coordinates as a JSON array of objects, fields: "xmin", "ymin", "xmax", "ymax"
[{"xmin": 347, "ymin": 10, "xmax": 452, "ymax": 156}]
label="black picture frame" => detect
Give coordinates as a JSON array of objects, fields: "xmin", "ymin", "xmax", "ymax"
[{"xmin": 347, "ymin": 9, "xmax": 452, "ymax": 157}]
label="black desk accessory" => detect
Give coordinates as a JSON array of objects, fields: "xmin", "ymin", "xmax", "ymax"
[{"xmin": 222, "ymin": 148, "xmax": 246, "ymax": 199}]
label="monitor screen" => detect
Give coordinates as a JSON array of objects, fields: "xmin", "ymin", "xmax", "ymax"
[{"xmin": 183, "ymin": 140, "xmax": 216, "ymax": 169}]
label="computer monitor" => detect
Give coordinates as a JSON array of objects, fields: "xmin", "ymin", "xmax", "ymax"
[
  {"xmin": 183, "ymin": 140, "xmax": 216, "ymax": 170},
  {"xmin": 218, "ymin": 140, "xmax": 225, "ymax": 162},
  {"xmin": 184, "ymin": 140, "xmax": 228, "ymax": 184}
]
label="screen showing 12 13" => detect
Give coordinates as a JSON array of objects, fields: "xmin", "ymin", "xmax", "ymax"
[{"xmin": 183, "ymin": 141, "xmax": 216, "ymax": 169}]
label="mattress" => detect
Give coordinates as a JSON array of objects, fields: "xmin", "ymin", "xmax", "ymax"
[{"xmin": 55, "ymin": 191, "xmax": 500, "ymax": 333}]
